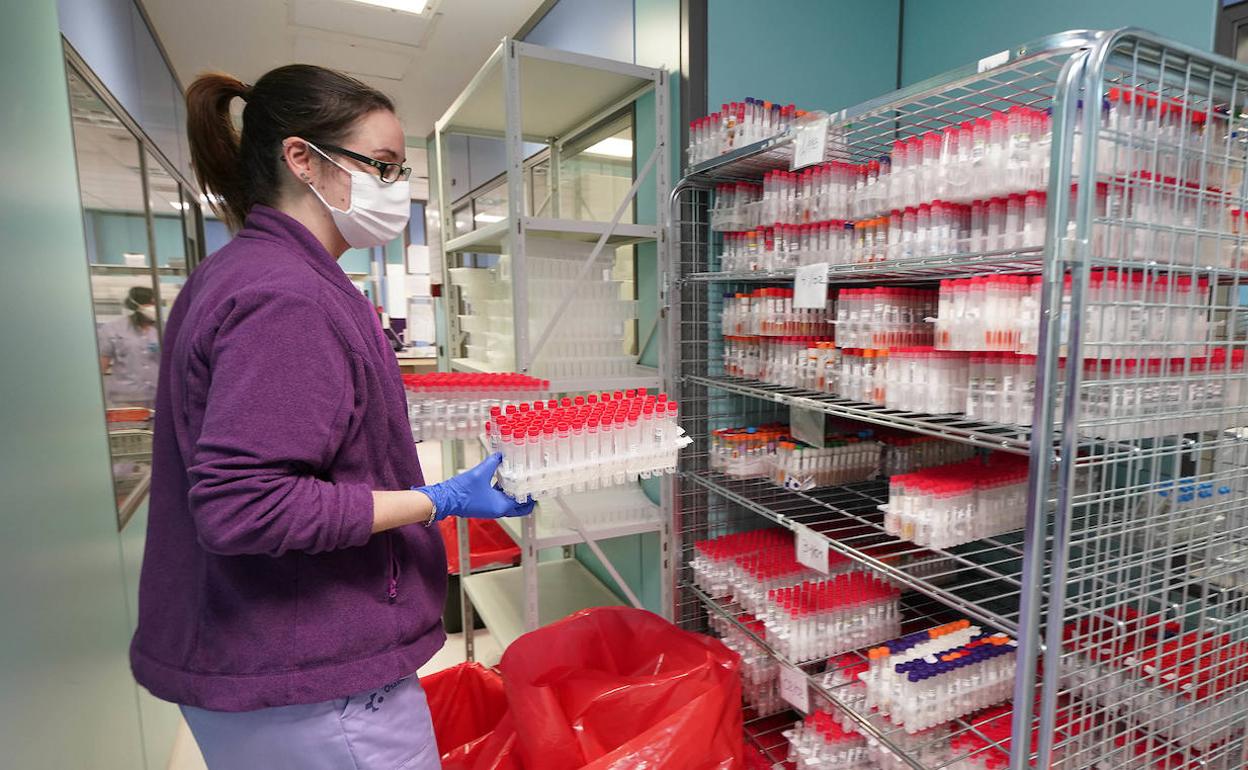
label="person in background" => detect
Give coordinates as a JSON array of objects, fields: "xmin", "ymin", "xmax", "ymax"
[
  {"xmin": 97, "ymin": 285, "xmax": 160, "ymax": 408},
  {"xmin": 130, "ymin": 64, "xmax": 533, "ymax": 770}
]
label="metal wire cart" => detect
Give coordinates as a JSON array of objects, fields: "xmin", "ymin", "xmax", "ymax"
[{"xmin": 666, "ymin": 28, "xmax": 1248, "ymax": 769}]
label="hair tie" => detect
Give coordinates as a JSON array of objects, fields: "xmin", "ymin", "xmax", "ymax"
[{"xmin": 240, "ymin": 82, "xmax": 253, "ymax": 100}]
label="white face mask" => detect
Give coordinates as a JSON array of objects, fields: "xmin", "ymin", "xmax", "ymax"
[
  {"xmin": 136, "ymin": 304, "xmax": 158, "ymax": 322},
  {"xmin": 306, "ymin": 142, "xmax": 411, "ymax": 249}
]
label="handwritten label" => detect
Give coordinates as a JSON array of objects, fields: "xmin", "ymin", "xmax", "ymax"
[
  {"xmin": 791, "ymin": 115, "xmax": 830, "ymax": 170},
  {"xmin": 793, "ymin": 262, "xmax": 829, "ymax": 309},
  {"xmin": 795, "ymin": 523, "xmax": 829, "ymax": 575},
  {"xmin": 779, "ymin": 664, "xmax": 810, "ymax": 713},
  {"xmin": 977, "ymin": 49, "xmax": 1010, "ymax": 73},
  {"xmin": 790, "ymin": 405, "xmax": 826, "ymax": 448}
]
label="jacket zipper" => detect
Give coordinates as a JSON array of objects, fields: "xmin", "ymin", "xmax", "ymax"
[{"xmin": 385, "ymin": 532, "xmax": 400, "ymax": 603}]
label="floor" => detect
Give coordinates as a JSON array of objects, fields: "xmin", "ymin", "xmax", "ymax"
[{"xmin": 165, "ymin": 629, "xmax": 502, "ymax": 769}]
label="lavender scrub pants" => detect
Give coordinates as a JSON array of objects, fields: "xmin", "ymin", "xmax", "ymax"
[{"xmin": 180, "ymin": 676, "xmax": 441, "ymax": 770}]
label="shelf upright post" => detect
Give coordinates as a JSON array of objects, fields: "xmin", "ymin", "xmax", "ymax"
[
  {"xmin": 499, "ymin": 39, "xmax": 541, "ymax": 633},
  {"xmin": 549, "ymin": 140, "xmax": 561, "ymax": 219},
  {"xmin": 503, "ymin": 39, "xmax": 530, "ymax": 375},
  {"xmin": 652, "ymin": 67, "xmax": 675, "ymax": 621},
  {"xmin": 1007, "ymin": 45, "xmax": 1089, "ymax": 770}
]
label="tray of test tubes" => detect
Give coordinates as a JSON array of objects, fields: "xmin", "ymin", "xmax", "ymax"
[
  {"xmin": 707, "ymin": 612, "xmax": 785, "ymax": 718},
  {"xmin": 690, "ymin": 528, "xmax": 852, "ymax": 609},
  {"xmin": 782, "ymin": 710, "xmax": 870, "ymax": 770},
  {"xmin": 687, "ymin": 97, "xmax": 803, "ymax": 167},
  {"xmin": 402, "ymin": 372, "xmax": 549, "ymax": 442},
  {"xmin": 762, "ymin": 573, "xmax": 901, "ymax": 665},
  {"xmin": 709, "ymin": 423, "xmax": 882, "ymax": 491},
  {"xmin": 935, "ymin": 270, "xmax": 1215, "ymax": 359},
  {"xmin": 860, "ymin": 621, "xmax": 1018, "ymax": 734},
  {"xmin": 488, "ymin": 390, "xmax": 690, "ymax": 502},
  {"xmin": 882, "ymin": 454, "xmax": 1029, "ymax": 549}
]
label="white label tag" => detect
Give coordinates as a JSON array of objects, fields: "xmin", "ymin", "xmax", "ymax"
[
  {"xmin": 779, "ymin": 665, "xmax": 809, "ymax": 713},
  {"xmin": 977, "ymin": 49, "xmax": 1010, "ymax": 73},
  {"xmin": 795, "ymin": 523, "xmax": 829, "ymax": 575},
  {"xmin": 794, "ymin": 262, "xmax": 829, "ymax": 309},
  {"xmin": 790, "ymin": 405, "xmax": 825, "ymax": 447},
  {"xmin": 791, "ymin": 116, "xmax": 830, "ymax": 170}
]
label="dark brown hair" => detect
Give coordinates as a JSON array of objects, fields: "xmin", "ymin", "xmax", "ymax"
[{"xmin": 185, "ymin": 65, "xmax": 395, "ymax": 230}]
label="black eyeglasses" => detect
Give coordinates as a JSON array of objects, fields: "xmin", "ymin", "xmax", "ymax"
[{"xmin": 319, "ymin": 143, "xmax": 412, "ymax": 184}]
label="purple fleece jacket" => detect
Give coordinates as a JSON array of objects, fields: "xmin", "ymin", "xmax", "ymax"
[{"xmin": 130, "ymin": 205, "xmax": 446, "ymax": 711}]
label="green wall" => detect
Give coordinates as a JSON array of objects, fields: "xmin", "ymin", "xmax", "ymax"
[
  {"xmin": 0, "ymin": 3, "xmax": 149, "ymax": 768},
  {"xmin": 708, "ymin": 0, "xmax": 902, "ymax": 114},
  {"xmin": 900, "ymin": 0, "xmax": 1217, "ymax": 86}
]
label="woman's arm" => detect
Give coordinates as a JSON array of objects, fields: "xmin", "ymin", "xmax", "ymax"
[
  {"xmin": 188, "ymin": 292, "xmax": 378, "ymax": 556},
  {"xmin": 371, "ymin": 490, "xmax": 433, "ymax": 533}
]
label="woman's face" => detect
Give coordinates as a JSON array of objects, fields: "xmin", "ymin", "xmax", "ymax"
[{"xmin": 311, "ymin": 109, "xmax": 407, "ymax": 212}]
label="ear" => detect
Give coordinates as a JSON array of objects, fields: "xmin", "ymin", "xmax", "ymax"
[{"xmin": 281, "ymin": 138, "xmax": 316, "ymax": 186}]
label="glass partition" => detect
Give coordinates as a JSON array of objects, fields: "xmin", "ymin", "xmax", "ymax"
[
  {"xmin": 145, "ymin": 159, "xmax": 192, "ymax": 323},
  {"xmin": 66, "ymin": 62, "xmax": 203, "ymax": 528}
]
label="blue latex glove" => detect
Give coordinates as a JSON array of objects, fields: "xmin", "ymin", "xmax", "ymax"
[{"xmin": 414, "ymin": 452, "xmax": 535, "ymax": 521}]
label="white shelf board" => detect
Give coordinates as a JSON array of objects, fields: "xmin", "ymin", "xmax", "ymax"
[
  {"xmin": 444, "ymin": 216, "xmax": 659, "ymax": 254},
  {"xmin": 461, "ymin": 558, "xmax": 623, "ymax": 649},
  {"xmin": 451, "ymin": 359, "xmax": 662, "ymax": 393},
  {"xmin": 498, "ymin": 508, "xmax": 662, "ymax": 550},
  {"xmin": 545, "ymin": 366, "xmax": 663, "ymax": 393},
  {"xmin": 450, "ymin": 357, "xmax": 495, "ymax": 374},
  {"xmin": 438, "ymin": 40, "xmax": 660, "ymax": 140}
]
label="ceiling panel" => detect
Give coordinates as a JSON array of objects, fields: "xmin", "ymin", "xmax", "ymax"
[
  {"xmin": 142, "ymin": 0, "xmax": 550, "ymax": 136},
  {"xmin": 292, "ymin": 31, "xmax": 412, "ymax": 80},
  {"xmin": 291, "ymin": 0, "xmax": 434, "ymax": 48}
]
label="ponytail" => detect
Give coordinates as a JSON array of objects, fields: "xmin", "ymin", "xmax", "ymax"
[
  {"xmin": 184, "ymin": 65, "xmax": 395, "ymax": 232},
  {"xmin": 186, "ymin": 73, "xmax": 251, "ymax": 229}
]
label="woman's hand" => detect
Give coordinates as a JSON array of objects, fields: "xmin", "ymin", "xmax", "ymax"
[{"xmin": 414, "ymin": 453, "xmax": 535, "ymax": 521}]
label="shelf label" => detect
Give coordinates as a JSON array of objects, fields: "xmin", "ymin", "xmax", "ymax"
[
  {"xmin": 791, "ymin": 115, "xmax": 830, "ymax": 170},
  {"xmin": 795, "ymin": 523, "xmax": 829, "ymax": 575},
  {"xmin": 779, "ymin": 664, "xmax": 810, "ymax": 713},
  {"xmin": 793, "ymin": 262, "xmax": 829, "ymax": 309},
  {"xmin": 977, "ymin": 49, "xmax": 1010, "ymax": 73},
  {"xmin": 790, "ymin": 405, "xmax": 826, "ymax": 448}
]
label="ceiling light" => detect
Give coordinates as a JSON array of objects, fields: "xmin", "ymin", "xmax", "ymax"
[
  {"xmin": 474, "ymin": 213, "xmax": 506, "ymax": 224},
  {"xmin": 346, "ymin": 0, "xmax": 429, "ymax": 14},
  {"xmin": 170, "ymin": 201, "xmax": 191, "ymax": 211},
  {"xmin": 582, "ymin": 137, "xmax": 633, "ymax": 159}
]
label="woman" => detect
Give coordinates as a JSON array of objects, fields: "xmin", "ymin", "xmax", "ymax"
[
  {"xmin": 130, "ymin": 64, "xmax": 533, "ymax": 770},
  {"xmin": 97, "ymin": 285, "xmax": 160, "ymax": 408}
]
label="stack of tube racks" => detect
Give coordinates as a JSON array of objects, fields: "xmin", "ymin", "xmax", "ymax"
[
  {"xmin": 671, "ymin": 28, "xmax": 1248, "ymax": 770},
  {"xmin": 401, "ymin": 372, "xmax": 548, "ymax": 442}
]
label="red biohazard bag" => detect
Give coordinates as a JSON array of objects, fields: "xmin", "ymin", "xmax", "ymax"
[
  {"xmin": 423, "ymin": 662, "xmax": 510, "ymax": 767},
  {"xmin": 438, "ymin": 518, "xmax": 520, "ymax": 574},
  {"xmin": 497, "ymin": 607, "xmax": 744, "ymax": 770}
]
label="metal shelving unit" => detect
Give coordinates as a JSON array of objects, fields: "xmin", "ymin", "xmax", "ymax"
[
  {"xmin": 496, "ymin": 490, "xmax": 662, "ymax": 550},
  {"xmin": 433, "ymin": 38, "xmax": 671, "ymax": 661},
  {"xmin": 434, "ymin": 37, "xmax": 669, "ymax": 393},
  {"xmin": 669, "ymin": 28, "xmax": 1248, "ymax": 770},
  {"xmin": 441, "ymin": 436, "xmax": 667, "ymax": 663},
  {"xmin": 461, "ymin": 558, "xmax": 624, "ymax": 650}
]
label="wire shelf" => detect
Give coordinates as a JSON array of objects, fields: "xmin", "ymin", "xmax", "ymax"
[
  {"xmin": 670, "ymin": 27, "xmax": 1248, "ymax": 770},
  {"xmin": 689, "ymin": 582, "xmax": 1051, "ymax": 770}
]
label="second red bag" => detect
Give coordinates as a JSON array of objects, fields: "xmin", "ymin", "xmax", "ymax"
[{"xmin": 498, "ymin": 606, "xmax": 744, "ymax": 770}]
